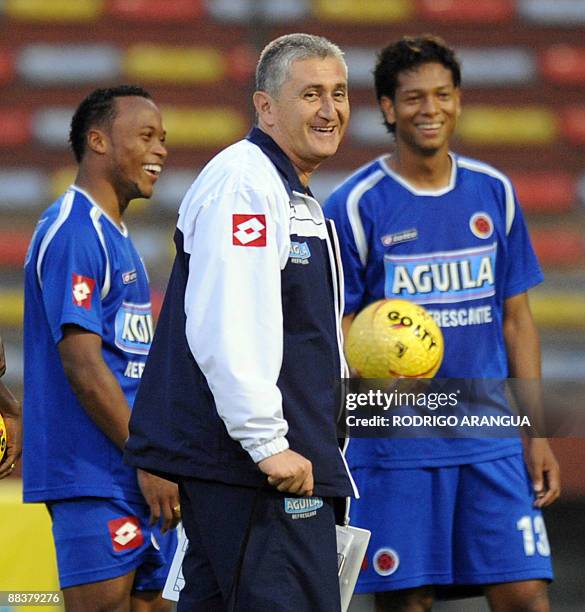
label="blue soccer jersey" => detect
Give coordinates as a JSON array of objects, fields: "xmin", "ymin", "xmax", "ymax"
[
  {"xmin": 324, "ymin": 154, "xmax": 543, "ymax": 468},
  {"xmin": 23, "ymin": 186, "xmax": 153, "ymax": 502}
]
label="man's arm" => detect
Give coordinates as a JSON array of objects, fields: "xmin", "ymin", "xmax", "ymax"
[
  {"xmin": 342, "ymin": 313, "xmax": 355, "ymax": 342},
  {"xmin": 58, "ymin": 325, "xmax": 180, "ymax": 530},
  {"xmin": 503, "ymin": 292, "xmax": 560, "ymax": 508},
  {"xmin": 0, "ymin": 336, "xmax": 21, "ymax": 479}
]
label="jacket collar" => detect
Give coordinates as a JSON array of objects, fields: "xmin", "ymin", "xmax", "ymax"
[{"xmin": 246, "ymin": 127, "xmax": 310, "ymax": 196}]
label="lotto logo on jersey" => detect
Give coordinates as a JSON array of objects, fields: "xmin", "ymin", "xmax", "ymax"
[
  {"xmin": 108, "ymin": 516, "xmax": 143, "ymax": 552},
  {"xmin": 72, "ymin": 274, "xmax": 96, "ymax": 309},
  {"xmin": 115, "ymin": 302, "xmax": 153, "ymax": 355},
  {"xmin": 384, "ymin": 243, "xmax": 497, "ymax": 305},
  {"xmin": 232, "ymin": 214, "xmax": 267, "ymax": 247}
]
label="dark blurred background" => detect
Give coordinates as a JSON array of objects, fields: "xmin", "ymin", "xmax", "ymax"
[{"xmin": 0, "ymin": 1, "xmax": 583, "ymax": 609}]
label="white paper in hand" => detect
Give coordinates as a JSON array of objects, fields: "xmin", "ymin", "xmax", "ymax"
[
  {"xmin": 336, "ymin": 524, "xmax": 371, "ymax": 612},
  {"xmin": 162, "ymin": 524, "xmax": 187, "ymax": 602}
]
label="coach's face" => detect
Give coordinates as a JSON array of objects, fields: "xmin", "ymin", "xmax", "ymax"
[{"xmin": 256, "ymin": 56, "xmax": 349, "ymax": 185}]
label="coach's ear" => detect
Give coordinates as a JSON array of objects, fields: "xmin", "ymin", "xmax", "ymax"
[
  {"xmin": 253, "ymin": 90, "xmax": 277, "ymax": 128},
  {"xmin": 86, "ymin": 128, "xmax": 108, "ymax": 156}
]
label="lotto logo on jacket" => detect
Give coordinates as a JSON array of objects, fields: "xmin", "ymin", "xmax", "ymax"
[
  {"xmin": 115, "ymin": 302, "xmax": 154, "ymax": 355},
  {"xmin": 384, "ymin": 243, "xmax": 496, "ymax": 304}
]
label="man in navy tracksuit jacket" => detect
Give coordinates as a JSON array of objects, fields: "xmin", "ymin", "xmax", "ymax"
[{"xmin": 125, "ymin": 33, "xmax": 357, "ymax": 611}]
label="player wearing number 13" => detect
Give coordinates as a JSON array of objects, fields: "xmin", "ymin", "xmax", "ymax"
[{"xmin": 324, "ymin": 36, "xmax": 560, "ymax": 611}]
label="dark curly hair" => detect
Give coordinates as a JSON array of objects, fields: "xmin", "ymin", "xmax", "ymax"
[
  {"xmin": 69, "ymin": 85, "xmax": 152, "ymax": 162},
  {"xmin": 374, "ymin": 35, "xmax": 461, "ymax": 133}
]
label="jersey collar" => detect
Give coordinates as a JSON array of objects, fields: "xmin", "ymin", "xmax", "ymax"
[
  {"xmin": 246, "ymin": 127, "xmax": 311, "ymax": 196},
  {"xmin": 71, "ymin": 185, "xmax": 129, "ymax": 237},
  {"xmin": 379, "ymin": 152, "xmax": 458, "ymax": 197}
]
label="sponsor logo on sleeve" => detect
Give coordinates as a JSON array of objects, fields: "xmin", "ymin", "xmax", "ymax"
[
  {"xmin": 108, "ymin": 516, "xmax": 144, "ymax": 552},
  {"xmin": 232, "ymin": 214, "xmax": 267, "ymax": 247},
  {"xmin": 72, "ymin": 274, "xmax": 96, "ymax": 309},
  {"xmin": 122, "ymin": 270, "xmax": 138, "ymax": 284}
]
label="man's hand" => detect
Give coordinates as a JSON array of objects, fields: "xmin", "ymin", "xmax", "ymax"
[
  {"xmin": 0, "ymin": 382, "xmax": 21, "ymax": 480},
  {"xmin": 525, "ymin": 438, "xmax": 561, "ymax": 508},
  {"xmin": 258, "ymin": 449, "xmax": 314, "ymax": 497},
  {"xmin": 0, "ymin": 337, "xmax": 6, "ymax": 377},
  {"xmin": 137, "ymin": 469, "xmax": 181, "ymax": 533}
]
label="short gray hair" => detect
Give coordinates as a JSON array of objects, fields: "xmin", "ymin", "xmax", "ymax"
[{"xmin": 256, "ymin": 33, "xmax": 346, "ymax": 98}]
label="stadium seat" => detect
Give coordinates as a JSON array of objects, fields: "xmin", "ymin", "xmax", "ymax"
[
  {"xmin": 560, "ymin": 107, "xmax": 585, "ymax": 145},
  {"xmin": 348, "ymin": 107, "xmax": 388, "ymax": 145},
  {"xmin": 518, "ymin": 0, "xmax": 585, "ymax": 25},
  {"xmin": 531, "ymin": 228, "xmax": 585, "ymax": 267},
  {"xmin": 0, "ymin": 230, "xmax": 32, "ymax": 267},
  {"xmin": 0, "ymin": 49, "xmax": 15, "ymax": 85},
  {"xmin": 162, "ymin": 106, "xmax": 246, "ymax": 147},
  {"xmin": 458, "ymin": 47, "xmax": 535, "ymax": 86},
  {"xmin": 0, "ymin": 168, "xmax": 47, "ymax": 208},
  {"xmin": 313, "ymin": 0, "xmax": 413, "ymax": 23},
  {"xmin": 577, "ymin": 173, "xmax": 585, "ymax": 207},
  {"xmin": 343, "ymin": 48, "xmax": 378, "ymax": 87},
  {"xmin": 457, "ymin": 106, "xmax": 557, "ymax": 145},
  {"xmin": 0, "ymin": 110, "xmax": 32, "ymax": 146},
  {"xmin": 33, "ymin": 108, "xmax": 74, "ymax": 147},
  {"xmin": 152, "ymin": 169, "xmax": 199, "ymax": 210},
  {"xmin": 540, "ymin": 45, "xmax": 585, "ymax": 84},
  {"xmin": 225, "ymin": 44, "xmax": 257, "ymax": 82},
  {"xmin": 18, "ymin": 44, "xmax": 121, "ymax": 84},
  {"xmin": 106, "ymin": 0, "xmax": 203, "ymax": 20},
  {"xmin": 207, "ymin": 0, "xmax": 310, "ymax": 22},
  {"xmin": 417, "ymin": 0, "xmax": 515, "ymax": 22},
  {"xmin": 6, "ymin": 0, "xmax": 103, "ymax": 22},
  {"xmin": 510, "ymin": 172, "xmax": 576, "ymax": 213},
  {"xmin": 123, "ymin": 45, "xmax": 225, "ymax": 84},
  {"xmin": 50, "ymin": 167, "xmax": 77, "ymax": 200}
]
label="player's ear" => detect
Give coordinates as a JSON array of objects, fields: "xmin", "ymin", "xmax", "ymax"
[
  {"xmin": 454, "ymin": 88, "xmax": 462, "ymax": 118},
  {"xmin": 253, "ymin": 91, "xmax": 277, "ymax": 128},
  {"xmin": 86, "ymin": 128, "xmax": 107, "ymax": 156},
  {"xmin": 379, "ymin": 96, "xmax": 396, "ymax": 127}
]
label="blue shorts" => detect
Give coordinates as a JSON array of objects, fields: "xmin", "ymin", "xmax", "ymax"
[
  {"xmin": 178, "ymin": 478, "xmax": 341, "ymax": 612},
  {"xmin": 47, "ymin": 497, "xmax": 177, "ymax": 590},
  {"xmin": 351, "ymin": 454, "xmax": 553, "ymax": 593}
]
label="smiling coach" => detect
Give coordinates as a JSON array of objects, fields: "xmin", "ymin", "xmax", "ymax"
[{"xmin": 125, "ymin": 33, "xmax": 357, "ymax": 612}]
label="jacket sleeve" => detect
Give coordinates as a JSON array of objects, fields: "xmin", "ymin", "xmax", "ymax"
[{"xmin": 178, "ymin": 183, "xmax": 291, "ymax": 463}]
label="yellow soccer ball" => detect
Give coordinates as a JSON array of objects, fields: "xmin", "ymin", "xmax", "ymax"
[
  {"xmin": 346, "ymin": 299, "xmax": 444, "ymax": 378},
  {"xmin": 0, "ymin": 413, "xmax": 6, "ymax": 462}
]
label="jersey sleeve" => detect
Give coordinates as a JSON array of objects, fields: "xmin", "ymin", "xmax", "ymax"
[
  {"xmin": 37, "ymin": 220, "xmax": 107, "ymax": 345},
  {"xmin": 323, "ymin": 188, "xmax": 366, "ymax": 315},
  {"xmin": 504, "ymin": 192, "xmax": 544, "ymax": 298},
  {"xmin": 179, "ymin": 184, "xmax": 290, "ymax": 463}
]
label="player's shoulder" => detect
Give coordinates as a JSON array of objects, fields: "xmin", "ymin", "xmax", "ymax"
[
  {"xmin": 40, "ymin": 187, "xmax": 107, "ymax": 245},
  {"xmin": 324, "ymin": 157, "xmax": 387, "ymax": 211},
  {"xmin": 455, "ymin": 154, "xmax": 514, "ymax": 190}
]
